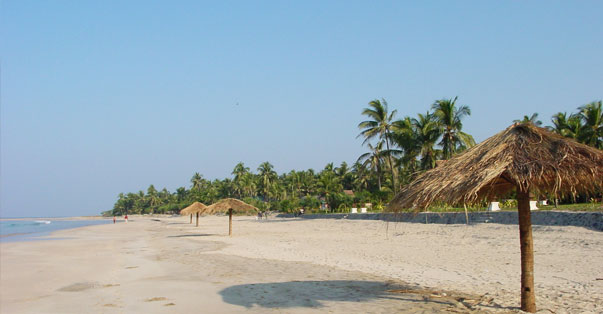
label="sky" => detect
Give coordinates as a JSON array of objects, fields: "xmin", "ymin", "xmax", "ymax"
[{"xmin": 1, "ymin": 1, "xmax": 602, "ymax": 218}]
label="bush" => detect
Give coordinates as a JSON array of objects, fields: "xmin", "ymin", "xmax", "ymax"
[
  {"xmin": 242, "ymin": 197, "xmax": 269, "ymax": 211},
  {"xmin": 300, "ymin": 196, "xmax": 321, "ymax": 212},
  {"xmin": 326, "ymin": 193, "xmax": 354, "ymax": 213},
  {"xmin": 277, "ymin": 198, "xmax": 301, "ymax": 213}
]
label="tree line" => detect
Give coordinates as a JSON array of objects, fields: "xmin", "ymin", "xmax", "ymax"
[{"xmin": 105, "ymin": 99, "xmax": 601, "ymax": 216}]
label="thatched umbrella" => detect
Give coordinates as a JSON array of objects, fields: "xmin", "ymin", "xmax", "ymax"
[
  {"xmin": 180, "ymin": 207, "xmax": 194, "ymax": 224},
  {"xmin": 204, "ymin": 198, "xmax": 258, "ymax": 236},
  {"xmin": 389, "ymin": 123, "xmax": 603, "ymax": 313},
  {"xmin": 180, "ymin": 202, "xmax": 207, "ymax": 227}
]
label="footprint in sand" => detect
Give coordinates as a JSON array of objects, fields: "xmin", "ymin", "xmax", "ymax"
[
  {"xmin": 126, "ymin": 266, "xmax": 138, "ymax": 269},
  {"xmin": 58, "ymin": 282, "xmax": 100, "ymax": 292},
  {"xmin": 145, "ymin": 297, "xmax": 168, "ymax": 302}
]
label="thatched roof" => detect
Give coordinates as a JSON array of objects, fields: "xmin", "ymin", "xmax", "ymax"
[
  {"xmin": 180, "ymin": 202, "xmax": 207, "ymax": 215},
  {"xmin": 390, "ymin": 123, "xmax": 603, "ymax": 210},
  {"xmin": 205, "ymin": 198, "xmax": 259, "ymax": 215}
]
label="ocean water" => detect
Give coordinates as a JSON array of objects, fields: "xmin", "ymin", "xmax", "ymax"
[{"xmin": 0, "ymin": 219, "xmax": 112, "ymax": 242}]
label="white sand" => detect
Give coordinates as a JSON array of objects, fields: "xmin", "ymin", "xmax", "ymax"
[{"xmin": 1, "ymin": 215, "xmax": 601, "ymax": 313}]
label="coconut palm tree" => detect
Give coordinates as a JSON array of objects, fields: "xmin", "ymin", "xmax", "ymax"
[
  {"xmin": 257, "ymin": 162, "xmax": 277, "ymax": 201},
  {"xmin": 413, "ymin": 112, "xmax": 442, "ymax": 170},
  {"xmin": 146, "ymin": 184, "xmax": 161, "ymax": 213},
  {"xmin": 239, "ymin": 173, "xmax": 257, "ymax": 197},
  {"xmin": 299, "ymin": 170, "xmax": 316, "ymax": 196},
  {"xmin": 175, "ymin": 187, "xmax": 188, "ymax": 203},
  {"xmin": 432, "ymin": 97, "xmax": 475, "ymax": 159},
  {"xmin": 357, "ymin": 141, "xmax": 384, "ymax": 190},
  {"xmin": 358, "ymin": 99, "xmax": 398, "ymax": 192},
  {"xmin": 514, "ymin": 113, "xmax": 543, "ymax": 126},
  {"xmin": 232, "ymin": 162, "xmax": 250, "ymax": 181},
  {"xmin": 577, "ymin": 101, "xmax": 602, "ymax": 149},
  {"xmin": 190, "ymin": 172, "xmax": 203, "ymax": 191},
  {"xmin": 232, "ymin": 162, "xmax": 250, "ymax": 198},
  {"xmin": 351, "ymin": 162, "xmax": 371, "ymax": 191},
  {"xmin": 391, "ymin": 117, "xmax": 420, "ymax": 173},
  {"xmin": 549, "ymin": 112, "xmax": 570, "ymax": 134},
  {"xmin": 335, "ymin": 161, "xmax": 354, "ymax": 190}
]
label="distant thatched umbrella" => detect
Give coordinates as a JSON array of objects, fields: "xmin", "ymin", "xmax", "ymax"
[
  {"xmin": 180, "ymin": 202, "xmax": 207, "ymax": 227},
  {"xmin": 389, "ymin": 123, "xmax": 603, "ymax": 313},
  {"xmin": 205, "ymin": 198, "xmax": 258, "ymax": 236}
]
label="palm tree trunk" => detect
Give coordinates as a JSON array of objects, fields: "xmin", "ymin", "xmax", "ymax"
[
  {"xmin": 517, "ymin": 188, "xmax": 536, "ymax": 312},
  {"xmin": 384, "ymin": 137, "xmax": 397, "ymax": 192},
  {"xmin": 228, "ymin": 209, "xmax": 233, "ymax": 236}
]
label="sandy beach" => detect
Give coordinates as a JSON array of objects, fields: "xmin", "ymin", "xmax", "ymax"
[{"xmin": 1, "ymin": 215, "xmax": 601, "ymax": 313}]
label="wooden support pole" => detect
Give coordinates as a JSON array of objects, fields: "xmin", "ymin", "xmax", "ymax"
[
  {"xmin": 463, "ymin": 203, "xmax": 469, "ymax": 225},
  {"xmin": 196, "ymin": 212, "xmax": 199, "ymax": 227},
  {"xmin": 228, "ymin": 208, "xmax": 233, "ymax": 236},
  {"xmin": 190, "ymin": 214, "xmax": 192, "ymax": 224},
  {"xmin": 517, "ymin": 188, "xmax": 536, "ymax": 312}
]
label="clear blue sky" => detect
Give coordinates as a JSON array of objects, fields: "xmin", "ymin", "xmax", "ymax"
[{"xmin": 2, "ymin": 1, "xmax": 602, "ymax": 217}]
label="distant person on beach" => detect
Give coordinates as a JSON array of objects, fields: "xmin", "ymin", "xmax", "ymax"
[
  {"xmin": 113, "ymin": 216, "xmax": 116, "ymax": 224},
  {"xmin": 125, "ymin": 215, "xmax": 128, "ymax": 223}
]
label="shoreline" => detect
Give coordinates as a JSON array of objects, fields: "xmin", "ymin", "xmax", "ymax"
[{"xmin": 1, "ymin": 215, "xmax": 601, "ymax": 313}]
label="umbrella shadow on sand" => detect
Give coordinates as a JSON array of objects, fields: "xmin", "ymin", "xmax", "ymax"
[{"xmin": 219, "ymin": 280, "xmax": 496, "ymax": 310}]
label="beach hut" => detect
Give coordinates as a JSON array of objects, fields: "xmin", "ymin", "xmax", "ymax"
[
  {"xmin": 180, "ymin": 202, "xmax": 207, "ymax": 227},
  {"xmin": 389, "ymin": 122, "xmax": 603, "ymax": 313},
  {"xmin": 205, "ymin": 198, "xmax": 258, "ymax": 236}
]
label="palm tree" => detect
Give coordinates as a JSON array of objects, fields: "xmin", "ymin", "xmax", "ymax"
[
  {"xmin": 175, "ymin": 187, "xmax": 188, "ymax": 203},
  {"xmin": 190, "ymin": 172, "xmax": 203, "ymax": 191},
  {"xmin": 358, "ymin": 99, "xmax": 398, "ymax": 191},
  {"xmin": 232, "ymin": 162, "xmax": 250, "ymax": 198},
  {"xmin": 299, "ymin": 170, "xmax": 316, "ymax": 196},
  {"xmin": 146, "ymin": 184, "xmax": 161, "ymax": 213},
  {"xmin": 549, "ymin": 112, "xmax": 570, "ymax": 135},
  {"xmin": 257, "ymin": 162, "xmax": 277, "ymax": 201},
  {"xmin": 432, "ymin": 97, "xmax": 475, "ymax": 159},
  {"xmin": 577, "ymin": 101, "xmax": 602, "ymax": 149},
  {"xmin": 357, "ymin": 141, "xmax": 384, "ymax": 190},
  {"xmin": 335, "ymin": 161, "xmax": 354, "ymax": 190},
  {"xmin": 317, "ymin": 170, "xmax": 343, "ymax": 211},
  {"xmin": 240, "ymin": 173, "xmax": 257, "ymax": 197},
  {"xmin": 351, "ymin": 162, "xmax": 370, "ymax": 191},
  {"xmin": 514, "ymin": 113, "xmax": 543, "ymax": 126},
  {"xmin": 413, "ymin": 112, "xmax": 441, "ymax": 170},
  {"xmin": 232, "ymin": 162, "xmax": 250, "ymax": 181}
]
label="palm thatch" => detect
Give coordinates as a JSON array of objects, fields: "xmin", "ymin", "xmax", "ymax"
[
  {"xmin": 180, "ymin": 202, "xmax": 208, "ymax": 215},
  {"xmin": 390, "ymin": 123, "xmax": 603, "ymax": 211},
  {"xmin": 205, "ymin": 198, "xmax": 258, "ymax": 215}
]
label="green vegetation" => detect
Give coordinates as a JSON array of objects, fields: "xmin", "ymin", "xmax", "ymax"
[{"xmin": 104, "ymin": 99, "xmax": 602, "ymax": 216}]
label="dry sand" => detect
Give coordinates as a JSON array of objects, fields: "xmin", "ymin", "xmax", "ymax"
[{"xmin": 1, "ymin": 215, "xmax": 601, "ymax": 313}]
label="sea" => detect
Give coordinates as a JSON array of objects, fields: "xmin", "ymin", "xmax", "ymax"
[{"xmin": 0, "ymin": 219, "xmax": 112, "ymax": 242}]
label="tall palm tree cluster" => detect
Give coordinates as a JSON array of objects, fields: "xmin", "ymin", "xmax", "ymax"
[
  {"xmin": 547, "ymin": 101, "xmax": 603, "ymax": 149},
  {"xmin": 357, "ymin": 97, "xmax": 475, "ymax": 193},
  {"xmin": 106, "ymin": 99, "xmax": 601, "ymax": 216}
]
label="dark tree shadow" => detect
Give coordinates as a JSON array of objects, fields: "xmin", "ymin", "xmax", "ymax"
[{"xmin": 219, "ymin": 280, "xmax": 469, "ymax": 309}]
